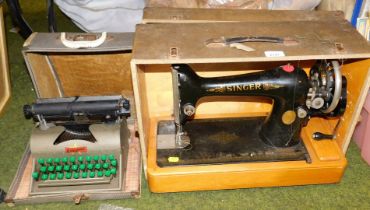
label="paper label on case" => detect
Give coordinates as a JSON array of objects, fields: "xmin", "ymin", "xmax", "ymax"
[{"xmin": 264, "ymin": 51, "xmax": 286, "ymax": 57}]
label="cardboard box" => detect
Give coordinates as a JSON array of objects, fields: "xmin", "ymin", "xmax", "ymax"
[{"xmin": 142, "ymin": 7, "xmax": 345, "ymax": 23}]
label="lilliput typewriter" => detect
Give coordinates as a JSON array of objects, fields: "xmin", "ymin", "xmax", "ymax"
[
  {"xmin": 23, "ymin": 95, "xmax": 130, "ymax": 195},
  {"xmin": 156, "ymin": 60, "xmax": 346, "ymax": 166}
]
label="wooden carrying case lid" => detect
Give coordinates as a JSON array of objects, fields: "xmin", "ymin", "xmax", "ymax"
[
  {"xmin": 6, "ymin": 32, "xmax": 141, "ymax": 204},
  {"xmin": 0, "ymin": 5, "xmax": 10, "ymax": 115}
]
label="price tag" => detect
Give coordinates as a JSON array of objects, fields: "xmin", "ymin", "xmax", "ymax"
[{"xmin": 264, "ymin": 51, "xmax": 285, "ymax": 57}]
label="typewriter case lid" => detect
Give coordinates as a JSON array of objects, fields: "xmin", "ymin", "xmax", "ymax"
[
  {"xmin": 21, "ymin": 32, "xmax": 134, "ymax": 98},
  {"xmin": 131, "ymin": 14, "xmax": 370, "ymax": 172},
  {"xmin": 5, "ymin": 32, "xmax": 141, "ymax": 205}
]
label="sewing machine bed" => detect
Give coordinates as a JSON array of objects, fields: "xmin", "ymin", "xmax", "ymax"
[{"xmin": 157, "ymin": 117, "xmax": 310, "ymax": 167}]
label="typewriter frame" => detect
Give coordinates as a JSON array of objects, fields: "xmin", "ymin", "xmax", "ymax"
[{"xmin": 131, "ymin": 10, "xmax": 370, "ymax": 193}]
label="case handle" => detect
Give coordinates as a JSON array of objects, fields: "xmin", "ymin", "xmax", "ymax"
[{"xmin": 60, "ymin": 32, "xmax": 107, "ymax": 49}]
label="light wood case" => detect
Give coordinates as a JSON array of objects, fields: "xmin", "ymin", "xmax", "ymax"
[
  {"xmin": 131, "ymin": 10, "xmax": 370, "ymax": 192},
  {"xmin": 0, "ymin": 5, "xmax": 10, "ymax": 115}
]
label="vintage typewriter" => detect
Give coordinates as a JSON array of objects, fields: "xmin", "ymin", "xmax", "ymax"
[
  {"xmin": 23, "ymin": 95, "xmax": 130, "ymax": 195},
  {"xmin": 156, "ymin": 60, "xmax": 347, "ymax": 166}
]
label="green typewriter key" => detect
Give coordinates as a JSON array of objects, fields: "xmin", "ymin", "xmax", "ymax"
[
  {"xmin": 69, "ymin": 156, "xmax": 76, "ymax": 163},
  {"xmin": 111, "ymin": 160, "xmax": 117, "ymax": 167},
  {"xmin": 37, "ymin": 158, "xmax": 45, "ymax": 165},
  {"xmin": 66, "ymin": 172, "xmax": 72, "ymax": 179},
  {"xmin": 97, "ymin": 171, "xmax": 103, "ymax": 177},
  {"xmin": 56, "ymin": 165, "xmax": 63, "ymax": 172},
  {"xmin": 101, "ymin": 155, "xmax": 107, "ymax": 162},
  {"xmin": 109, "ymin": 154, "xmax": 115, "ymax": 161},
  {"xmin": 87, "ymin": 163, "xmax": 94, "ymax": 170},
  {"xmin": 72, "ymin": 164, "xmax": 78, "ymax": 171},
  {"xmin": 80, "ymin": 164, "xmax": 86, "ymax": 170},
  {"xmin": 93, "ymin": 155, "xmax": 99, "ymax": 162},
  {"xmin": 89, "ymin": 171, "xmax": 95, "ymax": 178},
  {"xmin": 103, "ymin": 162, "xmax": 109, "ymax": 169},
  {"xmin": 95, "ymin": 163, "xmax": 101, "ymax": 170},
  {"xmin": 40, "ymin": 166, "xmax": 47, "ymax": 173},
  {"xmin": 63, "ymin": 165, "xmax": 70, "ymax": 171},
  {"xmin": 49, "ymin": 173, "xmax": 56, "ymax": 180},
  {"xmin": 82, "ymin": 172, "xmax": 88, "ymax": 178},
  {"xmin": 111, "ymin": 168, "xmax": 117, "ymax": 175},
  {"xmin": 47, "ymin": 158, "xmax": 53, "ymax": 164},
  {"xmin": 54, "ymin": 157, "xmax": 60, "ymax": 164},
  {"xmin": 86, "ymin": 156, "xmax": 92, "ymax": 163},
  {"xmin": 57, "ymin": 173, "xmax": 64, "ymax": 180},
  {"xmin": 104, "ymin": 170, "xmax": 111, "ymax": 177},
  {"xmin": 73, "ymin": 172, "xmax": 80, "ymax": 179},
  {"xmin": 62, "ymin": 157, "xmax": 68, "ymax": 164},
  {"xmin": 32, "ymin": 172, "xmax": 39, "ymax": 180},
  {"xmin": 41, "ymin": 174, "xmax": 48, "ymax": 181},
  {"xmin": 78, "ymin": 156, "xmax": 84, "ymax": 163},
  {"xmin": 48, "ymin": 165, "xmax": 55, "ymax": 172}
]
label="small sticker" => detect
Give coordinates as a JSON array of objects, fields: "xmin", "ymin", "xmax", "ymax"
[
  {"xmin": 65, "ymin": 146, "xmax": 87, "ymax": 153},
  {"xmin": 168, "ymin": 156, "xmax": 179, "ymax": 163},
  {"xmin": 264, "ymin": 51, "xmax": 285, "ymax": 57},
  {"xmin": 281, "ymin": 64, "xmax": 295, "ymax": 72}
]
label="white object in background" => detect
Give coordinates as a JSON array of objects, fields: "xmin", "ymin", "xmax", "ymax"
[
  {"xmin": 356, "ymin": 17, "xmax": 368, "ymax": 37},
  {"xmin": 360, "ymin": 0, "xmax": 370, "ymax": 18},
  {"xmin": 317, "ymin": 0, "xmax": 356, "ymax": 21},
  {"xmin": 268, "ymin": 0, "xmax": 321, "ymax": 10},
  {"xmin": 54, "ymin": 0, "xmax": 145, "ymax": 32}
]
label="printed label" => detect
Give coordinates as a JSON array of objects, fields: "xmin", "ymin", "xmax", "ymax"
[{"xmin": 65, "ymin": 146, "xmax": 88, "ymax": 153}]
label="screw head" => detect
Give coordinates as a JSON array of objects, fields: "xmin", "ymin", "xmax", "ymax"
[{"xmin": 183, "ymin": 104, "xmax": 195, "ymax": 116}]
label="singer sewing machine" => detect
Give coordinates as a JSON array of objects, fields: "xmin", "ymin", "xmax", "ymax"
[
  {"xmin": 24, "ymin": 95, "xmax": 131, "ymax": 195},
  {"xmin": 130, "ymin": 18, "xmax": 370, "ymax": 193},
  {"xmin": 155, "ymin": 60, "xmax": 346, "ymax": 167}
]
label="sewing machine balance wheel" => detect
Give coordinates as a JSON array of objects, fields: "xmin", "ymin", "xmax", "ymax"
[{"xmin": 322, "ymin": 60, "xmax": 343, "ymax": 114}]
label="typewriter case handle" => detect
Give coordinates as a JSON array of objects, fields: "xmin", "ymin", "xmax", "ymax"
[{"xmin": 60, "ymin": 32, "xmax": 107, "ymax": 49}]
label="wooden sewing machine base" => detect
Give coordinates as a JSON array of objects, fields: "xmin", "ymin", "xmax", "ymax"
[{"xmin": 147, "ymin": 117, "xmax": 347, "ymax": 193}]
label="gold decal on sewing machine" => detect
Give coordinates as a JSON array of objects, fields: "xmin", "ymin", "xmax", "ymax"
[
  {"xmin": 282, "ymin": 110, "xmax": 296, "ymax": 125},
  {"xmin": 262, "ymin": 83, "xmax": 284, "ymax": 90},
  {"xmin": 206, "ymin": 83, "xmax": 263, "ymax": 93},
  {"xmin": 206, "ymin": 86, "xmax": 226, "ymax": 93}
]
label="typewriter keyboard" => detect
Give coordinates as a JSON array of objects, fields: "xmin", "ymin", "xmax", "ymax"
[{"xmin": 30, "ymin": 154, "xmax": 122, "ymax": 195}]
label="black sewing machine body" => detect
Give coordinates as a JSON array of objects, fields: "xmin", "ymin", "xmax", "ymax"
[
  {"xmin": 156, "ymin": 61, "xmax": 346, "ymax": 167},
  {"xmin": 174, "ymin": 64, "xmax": 310, "ymax": 147}
]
